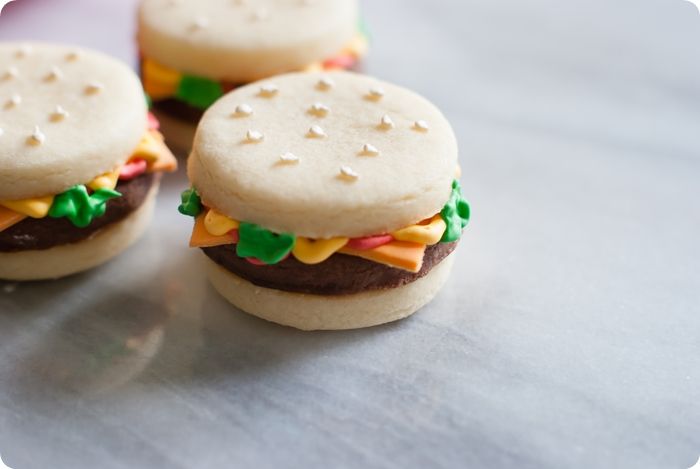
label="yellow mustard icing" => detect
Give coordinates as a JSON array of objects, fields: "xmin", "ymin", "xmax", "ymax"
[
  {"xmin": 0, "ymin": 195, "xmax": 54, "ymax": 218},
  {"xmin": 391, "ymin": 214, "xmax": 446, "ymax": 245},
  {"xmin": 132, "ymin": 131, "xmax": 166, "ymax": 164},
  {"xmin": 292, "ymin": 237, "xmax": 349, "ymax": 264},
  {"xmin": 87, "ymin": 168, "xmax": 120, "ymax": 191},
  {"xmin": 142, "ymin": 58, "xmax": 181, "ymax": 100},
  {"xmin": 204, "ymin": 209, "xmax": 240, "ymax": 236}
]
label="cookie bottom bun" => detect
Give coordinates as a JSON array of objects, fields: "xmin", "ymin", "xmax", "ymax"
[
  {"xmin": 0, "ymin": 183, "xmax": 158, "ymax": 281},
  {"xmin": 205, "ymin": 253, "xmax": 455, "ymax": 331}
]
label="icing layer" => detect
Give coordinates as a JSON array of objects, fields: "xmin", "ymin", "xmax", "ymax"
[
  {"xmin": 203, "ymin": 241, "xmax": 456, "ymax": 296},
  {"xmin": 0, "ymin": 173, "xmax": 156, "ymax": 252},
  {"xmin": 440, "ymin": 180, "xmax": 470, "ymax": 242},
  {"xmin": 236, "ymin": 223, "xmax": 295, "ymax": 265},
  {"xmin": 48, "ymin": 186, "xmax": 121, "ymax": 228}
]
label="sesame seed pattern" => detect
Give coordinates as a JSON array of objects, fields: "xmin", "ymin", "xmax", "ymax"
[
  {"xmin": 212, "ymin": 77, "xmax": 435, "ymax": 184},
  {"xmin": 0, "ymin": 45, "xmax": 137, "ymax": 152}
]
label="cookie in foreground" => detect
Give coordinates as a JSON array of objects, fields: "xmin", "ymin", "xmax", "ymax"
[
  {"xmin": 0, "ymin": 42, "xmax": 177, "ymax": 281},
  {"xmin": 137, "ymin": 0, "xmax": 368, "ymax": 154},
  {"xmin": 179, "ymin": 71, "xmax": 470, "ymax": 330}
]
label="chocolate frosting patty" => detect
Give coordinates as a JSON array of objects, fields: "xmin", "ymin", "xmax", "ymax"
[
  {"xmin": 203, "ymin": 241, "xmax": 457, "ymax": 296},
  {"xmin": 0, "ymin": 173, "xmax": 156, "ymax": 252},
  {"xmin": 152, "ymin": 98, "xmax": 205, "ymax": 125}
]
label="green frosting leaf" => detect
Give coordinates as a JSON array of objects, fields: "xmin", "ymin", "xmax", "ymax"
[
  {"xmin": 236, "ymin": 223, "xmax": 296, "ymax": 265},
  {"xmin": 48, "ymin": 185, "xmax": 121, "ymax": 228},
  {"xmin": 178, "ymin": 187, "xmax": 202, "ymax": 217},
  {"xmin": 175, "ymin": 75, "xmax": 224, "ymax": 109},
  {"xmin": 440, "ymin": 180, "xmax": 470, "ymax": 243}
]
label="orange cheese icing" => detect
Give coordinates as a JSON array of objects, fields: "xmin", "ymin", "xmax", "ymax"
[
  {"xmin": 0, "ymin": 128, "xmax": 176, "ymax": 233},
  {"xmin": 190, "ymin": 214, "xmax": 236, "ymax": 248},
  {"xmin": 190, "ymin": 206, "xmax": 446, "ymax": 272}
]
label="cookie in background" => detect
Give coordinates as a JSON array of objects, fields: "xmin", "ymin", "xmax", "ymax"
[
  {"xmin": 137, "ymin": 0, "xmax": 369, "ymax": 155},
  {"xmin": 0, "ymin": 42, "xmax": 177, "ymax": 281}
]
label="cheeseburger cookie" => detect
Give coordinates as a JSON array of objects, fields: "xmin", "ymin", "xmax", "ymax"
[
  {"xmin": 137, "ymin": 0, "xmax": 368, "ymax": 153},
  {"xmin": 179, "ymin": 71, "xmax": 470, "ymax": 330},
  {"xmin": 0, "ymin": 42, "xmax": 177, "ymax": 281}
]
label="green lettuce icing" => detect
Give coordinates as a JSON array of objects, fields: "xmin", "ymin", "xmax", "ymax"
[
  {"xmin": 175, "ymin": 75, "xmax": 224, "ymax": 109},
  {"xmin": 178, "ymin": 187, "xmax": 202, "ymax": 217},
  {"xmin": 48, "ymin": 185, "xmax": 121, "ymax": 228},
  {"xmin": 440, "ymin": 180, "xmax": 470, "ymax": 243},
  {"xmin": 236, "ymin": 222, "xmax": 296, "ymax": 265}
]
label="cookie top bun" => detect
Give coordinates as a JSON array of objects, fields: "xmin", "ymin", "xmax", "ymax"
[
  {"xmin": 138, "ymin": 0, "xmax": 359, "ymax": 83},
  {"xmin": 0, "ymin": 42, "xmax": 147, "ymax": 200},
  {"xmin": 188, "ymin": 71, "xmax": 458, "ymax": 239}
]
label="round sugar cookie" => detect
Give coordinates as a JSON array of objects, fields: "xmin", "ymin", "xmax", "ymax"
[
  {"xmin": 0, "ymin": 42, "xmax": 147, "ymax": 201},
  {"xmin": 138, "ymin": 0, "xmax": 358, "ymax": 82},
  {"xmin": 205, "ymin": 253, "xmax": 456, "ymax": 331},
  {"xmin": 189, "ymin": 71, "xmax": 458, "ymax": 239}
]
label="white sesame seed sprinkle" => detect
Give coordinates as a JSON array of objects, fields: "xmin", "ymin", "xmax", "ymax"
[
  {"xmin": 279, "ymin": 152, "xmax": 300, "ymax": 163},
  {"xmin": 65, "ymin": 51, "xmax": 80, "ymax": 62},
  {"xmin": 379, "ymin": 114, "xmax": 395, "ymax": 130},
  {"xmin": 3, "ymin": 67, "xmax": 18, "ymax": 80},
  {"xmin": 15, "ymin": 44, "xmax": 32, "ymax": 58},
  {"xmin": 29, "ymin": 125, "xmax": 45, "ymax": 145},
  {"xmin": 246, "ymin": 130, "xmax": 264, "ymax": 142},
  {"xmin": 414, "ymin": 120, "xmax": 429, "ymax": 131},
  {"xmin": 367, "ymin": 87, "xmax": 385, "ymax": 100},
  {"xmin": 317, "ymin": 77, "xmax": 335, "ymax": 91},
  {"xmin": 5, "ymin": 94, "xmax": 21, "ymax": 108},
  {"xmin": 308, "ymin": 125, "xmax": 326, "ymax": 138},
  {"xmin": 85, "ymin": 82, "xmax": 104, "ymax": 95},
  {"xmin": 234, "ymin": 104, "xmax": 253, "ymax": 116},
  {"xmin": 45, "ymin": 66, "xmax": 63, "ymax": 82},
  {"xmin": 362, "ymin": 143, "xmax": 380, "ymax": 156},
  {"xmin": 51, "ymin": 105, "xmax": 69, "ymax": 121},
  {"xmin": 339, "ymin": 166, "xmax": 359, "ymax": 180},
  {"xmin": 309, "ymin": 102, "xmax": 330, "ymax": 116},
  {"xmin": 259, "ymin": 84, "xmax": 279, "ymax": 97}
]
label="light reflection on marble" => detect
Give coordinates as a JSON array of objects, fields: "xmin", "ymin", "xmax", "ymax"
[{"xmin": 1, "ymin": 0, "xmax": 700, "ymax": 468}]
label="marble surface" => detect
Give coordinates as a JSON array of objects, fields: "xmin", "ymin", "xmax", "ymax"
[{"xmin": 1, "ymin": 0, "xmax": 700, "ymax": 468}]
